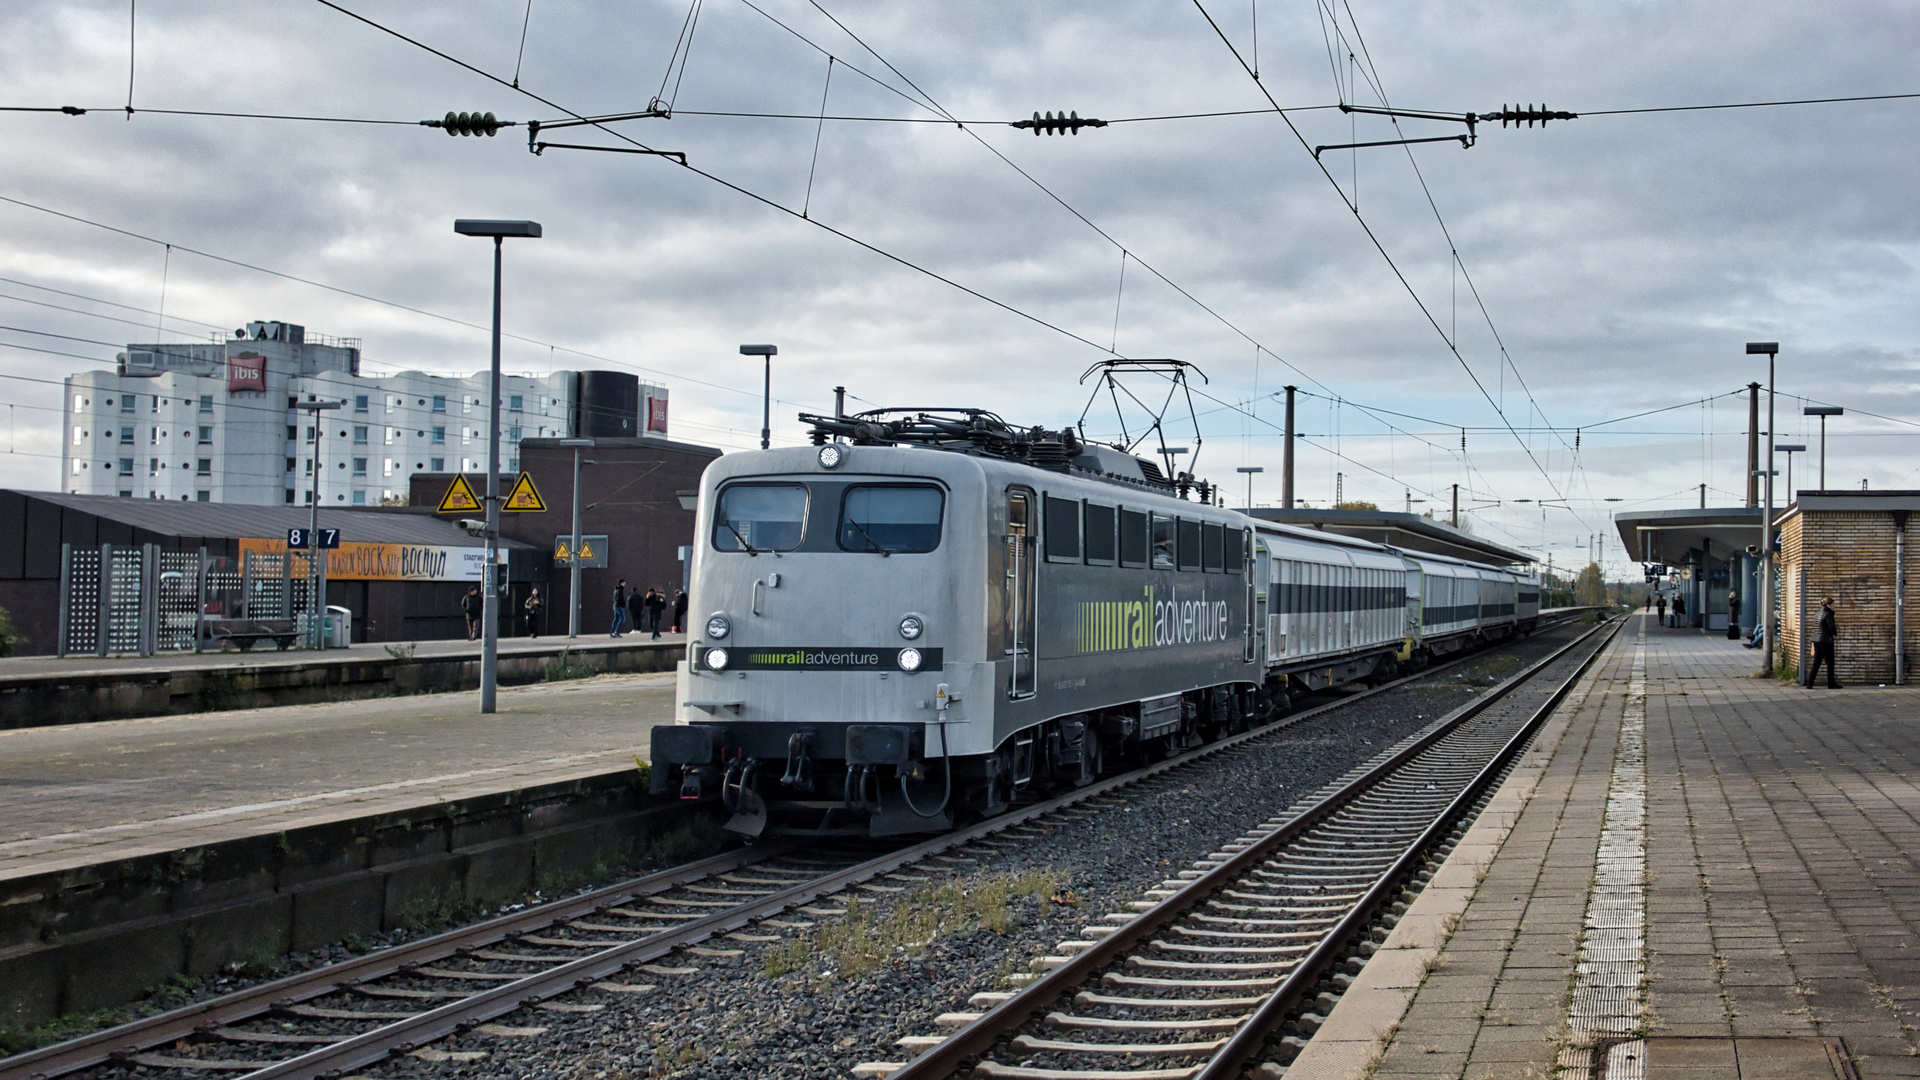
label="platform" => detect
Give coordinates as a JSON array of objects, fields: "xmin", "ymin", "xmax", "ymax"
[
  {"xmin": 0, "ymin": 631, "xmax": 686, "ymax": 728},
  {"xmin": 1294, "ymin": 612, "xmax": 1919, "ymax": 1079},
  {"xmin": 0, "ymin": 668, "xmax": 680, "ymax": 880}
]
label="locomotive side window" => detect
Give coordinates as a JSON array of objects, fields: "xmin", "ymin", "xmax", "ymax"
[
  {"xmin": 1150, "ymin": 514, "xmax": 1176, "ymax": 569},
  {"xmin": 1177, "ymin": 518, "xmax": 1201, "ymax": 571},
  {"xmin": 1225, "ymin": 527, "xmax": 1245, "ymax": 573},
  {"xmin": 1201, "ymin": 522, "xmax": 1224, "ymax": 572},
  {"xmin": 1084, "ymin": 503, "xmax": 1117, "ymax": 564},
  {"xmin": 839, "ymin": 485, "xmax": 944, "ymax": 553},
  {"xmin": 1120, "ymin": 509, "xmax": 1149, "ymax": 567},
  {"xmin": 1043, "ymin": 495, "xmax": 1080, "ymax": 561},
  {"xmin": 713, "ymin": 483, "xmax": 807, "ymax": 552}
]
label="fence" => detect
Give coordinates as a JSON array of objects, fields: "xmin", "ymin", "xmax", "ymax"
[{"xmin": 56, "ymin": 544, "xmax": 324, "ymax": 657}]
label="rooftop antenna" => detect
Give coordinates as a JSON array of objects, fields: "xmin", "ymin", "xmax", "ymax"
[{"xmin": 1077, "ymin": 358, "xmax": 1207, "ymax": 496}]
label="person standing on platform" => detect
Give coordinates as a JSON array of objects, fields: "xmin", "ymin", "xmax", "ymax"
[
  {"xmin": 626, "ymin": 585, "xmax": 647, "ymax": 641},
  {"xmin": 645, "ymin": 587, "xmax": 667, "ymax": 640},
  {"xmin": 1672, "ymin": 593, "xmax": 1686, "ymax": 628},
  {"xmin": 523, "ymin": 587, "xmax": 543, "ymax": 639},
  {"xmin": 461, "ymin": 585, "xmax": 483, "ymax": 641},
  {"xmin": 1645, "ymin": 594, "xmax": 1653, "ymax": 612},
  {"xmin": 671, "ymin": 589, "xmax": 688, "ymax": 634},
  {"xmin": 610, "ymin": 579, "xmax": 629, "ymax": 637},
  {"xmin": 1656, "ymin": 594, "xmax": 1666, "ymax": 626},
  {"xmin": 1806, "ymin": 597, "xmax": 1842, "ymax": 689},
  {"xmin": 1727, "ymin": 592, "xmax": 1741, "ymax": 639}
]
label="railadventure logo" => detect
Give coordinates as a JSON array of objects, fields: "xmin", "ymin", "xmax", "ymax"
[{"xmin": 1076, "ymin": 585, "xmax": 1231, "ymax": 654}]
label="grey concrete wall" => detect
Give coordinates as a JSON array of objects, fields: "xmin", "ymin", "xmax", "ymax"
[
  {"xmin": 0, "ymin": 639, "xmax": 679, "ymax": 730},
  {"xmin": 0, "ymin": 770, "xmax": 714, "ymax": 1026}
]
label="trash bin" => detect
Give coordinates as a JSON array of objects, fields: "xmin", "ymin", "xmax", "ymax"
[{"xmin": 323, "ymin": 605, "xmax": 352, "ymax": 648}]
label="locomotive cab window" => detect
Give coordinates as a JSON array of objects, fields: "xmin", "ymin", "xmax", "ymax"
[
  {"xmin": 1043, "ymin": 494, "xmax": 1080, "ymax": 561},
  {"xmin": 1225, "ymin": 527, "xmax": 1245, "ymax": 573},
  {"xmin": 1150, "ymin": 514, "xmax": 1176, "ymax": 570},
  {"xmin": 1083, "ymin": 502, "xmax": 1117, "ymax": 565},
  {"xmin": 840, "ymin": 484, "xmax": 944, "ymax": 553},
  {"xmin": 713, "ymin": 482, "xmax": 807, "ymax": 552},
  {"xmin": 1120, "ymin": 508, "xmax": 1149, "ymax": 567}
]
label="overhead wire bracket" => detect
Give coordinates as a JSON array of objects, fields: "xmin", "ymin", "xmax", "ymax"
[{"xmin": 1312, "ymin": 102, "xmax": 1576, "ymax": 158}]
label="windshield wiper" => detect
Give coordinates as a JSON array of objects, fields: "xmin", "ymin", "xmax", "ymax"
[
  {"xmin": 721, "ymin": 520, "xmax": 762, "ymax": 556},
  {"xmin": 844, "ymin": 518, "xmax": 891, "ymax": 557}
]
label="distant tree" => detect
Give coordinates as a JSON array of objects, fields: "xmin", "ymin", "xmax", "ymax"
[
  {"xmin": 1335, "ymin": 500, "xmax": 1379, "ymax": 511},
  {"xmin": 380, "ymin": 493, "xmax": 409, "ymax": 507},
  {"xmin": 1575, "ymin": 562, "xmax": 1609, "ymax": 607}
]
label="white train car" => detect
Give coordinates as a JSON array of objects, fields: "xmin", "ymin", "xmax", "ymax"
[{"xmin": 1250, "ymin": 521, "xmax": 1411, "ymax": 692}]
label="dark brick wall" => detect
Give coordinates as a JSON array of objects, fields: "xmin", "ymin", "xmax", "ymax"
[{"xmin": 409, "ymin": 436, "xmax": 721, "ymax": 636}]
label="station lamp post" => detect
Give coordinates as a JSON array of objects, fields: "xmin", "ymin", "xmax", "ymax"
[
  {"xmin": 1236, "ymin": 466, "xmax": 1263, "ymax": 510},
  {"xmin": 557, "ymin": 437, "xmax": 593, "ymax": 638},
  {"xmin": 1748, "ymin": 341, "xmax": 1779, "ymax": 675},
  {"xmin": 1804, "ymin": 405, "xmax": 1843, "ymax": 490},
  {"xmin": 740, "ymin": 344, "xmax": 778, "ymax": 449},
  {"xmin": 294, "ymin": 399, "xmax": 342, "ymax": 649},
  {"xmin": 455, "ymin": 218, "xmax": 542, "ymax": 714},
  {"xmin": 1776, "ymin": 444, "xmax": 1807, "ymax": 504}
]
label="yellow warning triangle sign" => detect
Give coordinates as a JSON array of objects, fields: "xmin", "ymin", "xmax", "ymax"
[
  {"xmin": 554, "ymin": 539, "xmax": 572, "ymax": 560},
  {"xmin": 578, "ymin": 539, "xmax": 595, "ymax": 560},
  {"xmin": 502, "ymin": 471, "xmax": 548, "ymax": 513},
  {"xmin": 437, "ymin": 473, "xmax": 483, "ymax": 514}
]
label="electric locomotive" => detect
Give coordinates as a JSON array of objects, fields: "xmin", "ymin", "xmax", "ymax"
[{"xmin": 650, "ymin": 410, "xmax": 1262, "ymax": 837}]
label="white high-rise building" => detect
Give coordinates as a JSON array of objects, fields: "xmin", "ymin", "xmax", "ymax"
[{"xmin": 62, "ymin": 321, "xmax": 667, "ymax": 505}]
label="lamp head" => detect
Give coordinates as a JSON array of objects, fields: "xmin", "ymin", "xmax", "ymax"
[
  {"xmin": 739, "ymin": 344, "xmax": 778, "ymax": 356},
  {"xmin": 1745, "ymin": 341, "xmax": 1779, "ymax": 355},
  {"xmin": 1804, "ymin": 406, "xmax": 1843, "ymax": 417},
  {"xmin": 454, "ymin": 219, "xmax": 543, "ymax": 238}
]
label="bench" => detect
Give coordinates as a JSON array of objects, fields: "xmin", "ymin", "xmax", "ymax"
[{"xmin": 202, "ymin": 619, "xmax": 301, "ymax": 652}]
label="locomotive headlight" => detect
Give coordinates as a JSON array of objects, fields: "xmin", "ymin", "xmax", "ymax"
[
  {"xmin": 705, "ymin": 614, "xmax": 731, "ymax": 640},
  {"xmin": 817, "ymin": 444, "xmax": 845, "ymax": 469},
  {"xmin": 898, "ymin": 615, "xmax": 924, "ymax": 640},
  {"xmin": 703, "ymin": 647, "xmax": 730, "ymax": 671},
  {"xmin": 897, "ymin": 647, "xmax": 924, "ymax": 673}
]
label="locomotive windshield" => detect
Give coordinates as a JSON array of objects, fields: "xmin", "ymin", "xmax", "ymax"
[
  {"xmin": 840, "ymin": 484, "xmax": 944, "ymax": 553},
  {"xmin": 713, "ymin": 483, "xmax": 807, "ymax": 552}
]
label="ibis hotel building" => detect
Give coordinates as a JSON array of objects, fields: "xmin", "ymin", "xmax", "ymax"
[{"xmin": 63, "ymin": 320, "xmax": 669, "ymax": 507}]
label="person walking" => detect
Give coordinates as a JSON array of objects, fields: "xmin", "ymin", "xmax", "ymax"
[
  {"xmin": 1672, "ymin": 593, "xmax": 1686, "ymax": 628},
  {"xmin": 671, "ymin": 588, "xmax": 688, "ymax": 634},
  {"xmin": 461, "ymin": 585, "xmax": 483, "ymax": 641},
  {"xmin": 610, "ymin": 579, "xmax": 629, "ymax": 637},
  {"xmin": 1806, "ymin": 597, "xmax": 1842, "ymax": 688},
  {"xmin": 626, "ymin": 585, "xmax": 647, "ymax": 641},
  {"xmin": 1644, "ymin": 594, "xmax": 1652, "ymax": 612},
  {"xmin": 645, "ymin": 587, "xmax": 667, "ymax": 640},
  {"xmin": 1655, "ymin": 594, "xmax": 1666, "ymax": 626},
  {"xmin": 523, "ymin": 587, "xmax": 544, "ymax": 639}
]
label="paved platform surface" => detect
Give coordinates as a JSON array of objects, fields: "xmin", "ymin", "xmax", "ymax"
[
  {"xmin": 1294, "ymin": 612, "xmax": 1920, "ymax": 1079},
  {"xmin": 0, "ymin": 630, "xmax": 686, "ymax": 680},
  {"xmin": 0, "ymin": 668, "xmax": 679, "ymax": 879}
]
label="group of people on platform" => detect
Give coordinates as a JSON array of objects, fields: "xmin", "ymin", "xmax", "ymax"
[
  {"xmin": 1644, "ymin": 590, "xmax": 1842, "ymax": 688},
  {"xmin": 457, "ymin": 581, "xmax": 687, "ymax": 642},
  {"xmin": 609, "ymin": 580, "xmax": 686, "ymax": 641}
]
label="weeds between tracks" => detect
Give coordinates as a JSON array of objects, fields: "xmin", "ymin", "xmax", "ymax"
[{"xmin": 761, "ymin": 869, "xmax": 1066, "ymax": 980}]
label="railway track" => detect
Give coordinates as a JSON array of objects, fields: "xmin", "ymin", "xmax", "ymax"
[
  {"xmin": 869, "ymin": 614, "xmax": 1621, "ymax": 1080},
  {"xmin": 1, "ymin": 612, "xmax": 1603, "ymax": 1080}
]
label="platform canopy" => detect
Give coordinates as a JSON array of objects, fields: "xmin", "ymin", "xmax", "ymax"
[
  {"xmin": 1614, "ymin": 506, "xmax": 1765, "ymax": 565},
  {"xmin": 1249, "ymin": 508, "xmax": 1534, "ymax": 566}
]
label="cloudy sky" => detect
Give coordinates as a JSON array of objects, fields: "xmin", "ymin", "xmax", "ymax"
[{"xmin": 2, "ymin": 0, "xmax": 1916, "ymax": 571}]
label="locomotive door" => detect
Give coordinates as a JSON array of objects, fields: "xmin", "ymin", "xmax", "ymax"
[{"xmin": 1005, "ymin": 487, "xmax": 1037, "ymax": 698}]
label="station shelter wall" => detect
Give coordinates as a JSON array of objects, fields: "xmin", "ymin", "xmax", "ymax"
[{"xmin": 1779, "ymin": 509, "xmax": 1920, "ymax": 684}]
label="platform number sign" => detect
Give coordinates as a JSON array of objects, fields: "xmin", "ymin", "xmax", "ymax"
[{"xmin": 287, "ymin": 528, "xmax": 341, "ymax": 549}]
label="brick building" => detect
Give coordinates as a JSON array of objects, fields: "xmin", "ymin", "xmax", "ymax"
[
  {"xmin": 408, "ymin": 436, "xmax": 721, "ymax": 636},
  {"xmin": 1777, "ymin": 491, "xmax": 1918, "ymax": 685}
]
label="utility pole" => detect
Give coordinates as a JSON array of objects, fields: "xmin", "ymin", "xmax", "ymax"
[
  {"xmin": 558, "ymin": 438, "xmax": 592, "ymax": 637},
  {"xmin": 1281, "ymin": 386, "xmax": 1296, "ymax": 509},
  {"xmin": 1748, "ymin": 343, "xmax": 1779, "ymax": 675},
  {"xmin": 294, "ymin": 400, "xmax": 342, "ymax": 649},
  {"xmin": 1805, "ymin": 405, "xmax": 1842, "ymax": 490},
  {"xmin": 1451, "ymin": 483, "xmax": 1459, "ymax": 528},
  {"xmin": 1745, "ymin": 382, "xmax": 1761, "ymax": 507}
]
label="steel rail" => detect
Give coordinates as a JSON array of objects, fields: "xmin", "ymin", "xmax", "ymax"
[
  {"xmin": 886, "ymin": 614, "xmax": 1621, "ymax": 1080},
  {"xmin": 1196, "ymin": 614, "xmax": 1624, "ymax": 1078},
  {"xmin": 2, "ymin": 610, "xmax": 1598, "ymax": 1080},
  {"xmin": 0, "ymin": 840, "xmax": 792, "ymax": 1080}
]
